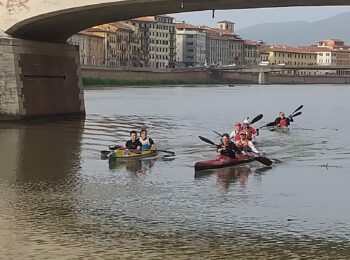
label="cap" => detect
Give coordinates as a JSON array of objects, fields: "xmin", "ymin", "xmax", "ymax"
[
  {"xmin": 279, "ymin": 112, "xmax": 285, "ymax": 115},
  {"xmin": 243, "ymin": 119, "xmax": 249, "ymax": 124},
  {"xmin": 235, "ymin": 122, "xmax": 241, "ymax": 126}
]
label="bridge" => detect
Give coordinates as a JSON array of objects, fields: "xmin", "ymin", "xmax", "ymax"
[
  {"xmin": 217, "ymin": 65, "xmax": 350, "ymax": 72},
  {"xmin": 213, "ymin": 65, "xmax": 350, "ymax": 84},
  {"xmin": 1, "ymin": 0, "xmax": 350, "ymax": 119}
]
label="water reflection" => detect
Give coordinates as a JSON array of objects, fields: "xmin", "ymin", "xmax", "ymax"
[
  {"xmin": 0, "ymin": 119, "xmax": 84, "ymax": 184},
  {"xmin": 195, "ymin": 166, "xmax": 251, "ymax": 190},
  {"xmin": 109, "ymin": 158, "xmax": 157, "ymax": 174},
  {"xmin": 1, "ymin": 86, "xmax": 350, "ymax": 259}
]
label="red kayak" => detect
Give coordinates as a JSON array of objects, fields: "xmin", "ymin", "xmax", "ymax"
[{"xmin": 194, "ymin": 154, "xmax": 254, "ymax": 171}]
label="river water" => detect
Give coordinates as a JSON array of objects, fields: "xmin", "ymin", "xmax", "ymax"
[{"xmin": 1, "ymin": 85, "xmax": 350, "ymax": 259}]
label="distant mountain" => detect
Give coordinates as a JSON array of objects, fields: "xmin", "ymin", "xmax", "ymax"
[{"xmin": 237, "ymin": 12, "xmax": 350, "ymax": 46}]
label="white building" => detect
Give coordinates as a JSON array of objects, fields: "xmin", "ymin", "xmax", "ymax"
[{"xmin": 175, "ymin": 22, "xmax": 207, "ymax": 67}]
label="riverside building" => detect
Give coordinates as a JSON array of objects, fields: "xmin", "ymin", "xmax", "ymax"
[{"xmin": 175, "ymin": 22, "xmax": 207, "ymax": 67}]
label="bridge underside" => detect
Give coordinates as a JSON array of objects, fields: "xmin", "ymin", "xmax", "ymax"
[
  {"xmin": 6, "ymin": 0, "xmax": 350, "ymax": 43},
  {"xmin": 0, "ymin": 37, "xmax": 85, "ymax": 120}
]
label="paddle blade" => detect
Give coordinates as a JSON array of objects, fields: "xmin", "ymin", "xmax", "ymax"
[
  {"xmin": 157, "ymin": 149, "xmax": 175, "ymax": 155},
  {"xmin": 265, "ymin": 121, "xmax": 276, "ymax": 127},
  {"xmin": 109, "ymin": 145, "xmax": 123, "ymax": 150},
  {"xmin": 213, "ymin": 131, "xmax": 223, "ymax": 137},
  {"xmin": 292, "ymin": 105, "xmax": 303, "ymax": 114},
  {"xmin": 254, "ymin": 156, "xmax": 273, "ymax": 166},
  {"xmin": 199, "ymin": 136, "xmax": 217, "ymax": 146},
  {"xmin": 250, "ymin": 114, "xmax": 263, "ymax": 125},
  {"xmin": 291, "ymin": 111, "xmax": 302, "ymax": 118}
]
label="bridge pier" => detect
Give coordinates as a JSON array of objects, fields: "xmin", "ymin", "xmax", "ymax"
[
  {"xmin": 0, "ymin": 36, "xmax": 85, "ymax": 120},
  {"xmin": 258, "ymin": 72, "xmax": 270, "ymax": 85}
]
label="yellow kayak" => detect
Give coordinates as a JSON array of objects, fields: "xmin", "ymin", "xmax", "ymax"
[{"xmin": 108, "ymin": 149, "xmax": 158, "ymax": 161}]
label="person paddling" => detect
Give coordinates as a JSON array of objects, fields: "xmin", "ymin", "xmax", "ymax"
[
  {"xmin": 273, "ymin": 112, "xmax": 293, "ymax": 127},
  {"xmin": 138, "ymin": 129, "xmax": 157, "ymax": 150},
  {"xmin": 217, "ymin": 133, "xmax": 241, "ymax": 158},
  {"xmin": 125, "ymin": 130, "xmax": 142, "ymax": 150},
  {"xmin": 235, "ymin": 131, "xmax": 263, "ymax": 157},
  {"xmin": 242, "ymin": 119, "xmax": 259, "ymax": 141},
  {"xmin": 229, "ymin": 122, "xmax": 242, "ymax": 142}
]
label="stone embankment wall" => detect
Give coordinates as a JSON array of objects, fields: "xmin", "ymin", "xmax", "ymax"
[
  {"xmin": 220, "ymin": 71, "xmax": 350, "ymax": 84},
  {"xmin": 81, "ymin": 67, "xmax": 350, "ymax": 85},
  {"xmin": 81, "ymin": 66, "xmax": 211, "ymax": 81}
]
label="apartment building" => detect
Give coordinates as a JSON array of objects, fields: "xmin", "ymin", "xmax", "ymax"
[
  {"xmin": 201, "ymin": 21, "xmax": 236, "ymax": 66},
  {"xmin": 262, "ymin": 45, "xmax": 317, "ymax": 66},
  {"xmin": 151, "ymin": 15, "xmax": 176, "ymax": 69},
  {"xmin": 124, "ymin": 17, "xmax": 156, "ymax": 67},
  {"xmin": 87, "ymin": 24, "xmax": 132, "ymax": 67},
  {"xmin": 243, "ymin": 40, "xmax": 261, "ymax": 66},
  {"xmin": 228, "ymin": 38, "xmax": 244, "ymax": 66},
  {"xmin": 175, "ymin": 22, "xmax": 207, "ymax": 67},
  {"xmin": 67, "ymin": 30, "xmax": 104, "ymax": 66},
  {"xmin": 124, "ymin": 15, "xmax": 176, "ymax": 69}
]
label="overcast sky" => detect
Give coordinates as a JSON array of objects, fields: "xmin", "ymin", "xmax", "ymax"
[{"xmin": 170, "ymin": 6, "xmax": 350, "ymax": 30}]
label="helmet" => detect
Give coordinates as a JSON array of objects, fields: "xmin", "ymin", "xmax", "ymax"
[{"xmin": 243, "ymin": 119, "xmax": 249, "ymax": 124}]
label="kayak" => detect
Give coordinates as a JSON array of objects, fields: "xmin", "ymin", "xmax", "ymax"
[
  {"xmin": 271, "ymin": 126, "xmax": 290, "ymax": 133},
  {"xmin": 108, "ymin": 149, "xmax": 158, "ymax": 161},
  {"xmin": 194, "ymin": 154, "xmax": 254, "ymax": 171}
]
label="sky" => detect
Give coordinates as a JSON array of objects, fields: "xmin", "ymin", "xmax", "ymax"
[{"xmin": 170, "ymin": 6, "xmax": 350, "ymax": 30}]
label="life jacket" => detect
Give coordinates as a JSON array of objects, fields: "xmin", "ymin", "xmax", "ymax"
[
  {"xmin": 243, "ymin": 129, "xmax": 253, "ymax": 141},
  {"xmin": 230, "ymin": 130, "xmax": 241, "ymax": 141},
  {"xmin": 236, "ymin": 139, "xmax": 249, "ymax": 149},
  {"xmin": 234, "ymin": 133, "xmax": 241, "ymax": 141},
  {"xmin": 139, "ymin": 137, "xmax": 151, "ymax": 150},
  {"xmin": 279, "ymin": 118, "xmax": 289, "ymax": 127}
]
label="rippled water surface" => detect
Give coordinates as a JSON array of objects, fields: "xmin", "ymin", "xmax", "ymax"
[{"xmin": 1, "ymin": 85, "xmax": 350, "ymax": 259}]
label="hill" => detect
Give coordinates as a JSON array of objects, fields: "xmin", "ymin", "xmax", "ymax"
[{"xmin": 237, "ymin": 12, "xmax": 350, "ymax": 45}]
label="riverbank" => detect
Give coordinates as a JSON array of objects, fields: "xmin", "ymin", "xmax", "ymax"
[
  {"xmin": 81, "ymin": 66, "xmax": 350, "ymax": 86},
  {"xmin": 82, "ymin": 77, "xmax": 220, "ymax": 87}
]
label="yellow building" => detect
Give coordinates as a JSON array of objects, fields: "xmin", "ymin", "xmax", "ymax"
[
  {"xmin": 67, "ymin": 30, "xmax": 104, "ymax": 66},
  {"xmin": 88, "ymin": 23, "xmax": 134, "ymax": 67},
  {"xmin": 262, "ymin": 45, "xmax": 317, "ymax": 66},
  {"xmin": 88, "ymin": 24, "xmax": 118, "ymax": 67}
]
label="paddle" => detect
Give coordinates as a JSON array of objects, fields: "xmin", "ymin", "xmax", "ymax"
[
  {"xmin": 249, "ymin": 114, "xmax": 263, "ymax": 125},
  {"xmin": 290, "ymin": 105, "xmax": 303, "ymax": 116},
  {"xmin": 102, "ymin": 145, "xmax": 175, "ymax": 156},
  {"xmin": 101, "ymin": 145, "xmax": 123, "ymax": 156},
  {"xmin": 198, "ymin": 136, "xmax": 273, "ymax": 166},
  {"xmin": 258, "ymin": 121, "xmax": 276, "ymax": 129},
  {"xmin": 199, "ymin": 136, "xmax": 217, "ymax": 146},
  {"xmin": 213, "ymin": 130, "xmax": 223, "ymax": 137},
  {"xmin": 109, "ymin": 145, "xmax": 123, "ymax": 150},
  {"xmin": 157, "ymin": 149, "xmax": 175, "ymax": 155},
  {"xmin": 290, "ymin": 111, "xmax": 302, "ymax": 118}
]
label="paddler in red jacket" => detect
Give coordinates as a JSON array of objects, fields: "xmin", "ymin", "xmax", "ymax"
[
  {"xmin": 229, "ymin": 122, "xmax": 242, "ymax": 142},
  {"xmin": 273, "ymin": 112, "xmax": 293, "ymax": 127},
  {"xmin": 242, "ymin": 119, "xmax": 259, "ymax": 141}
]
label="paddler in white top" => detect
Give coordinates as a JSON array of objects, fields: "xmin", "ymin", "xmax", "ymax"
[
  {"xmin": 235, "ymin": 131, "xmax": 264, "ymax": 157},
  {"xmin": 138, "ymin": 129, "xmax": 157, "ymax": 150}
]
